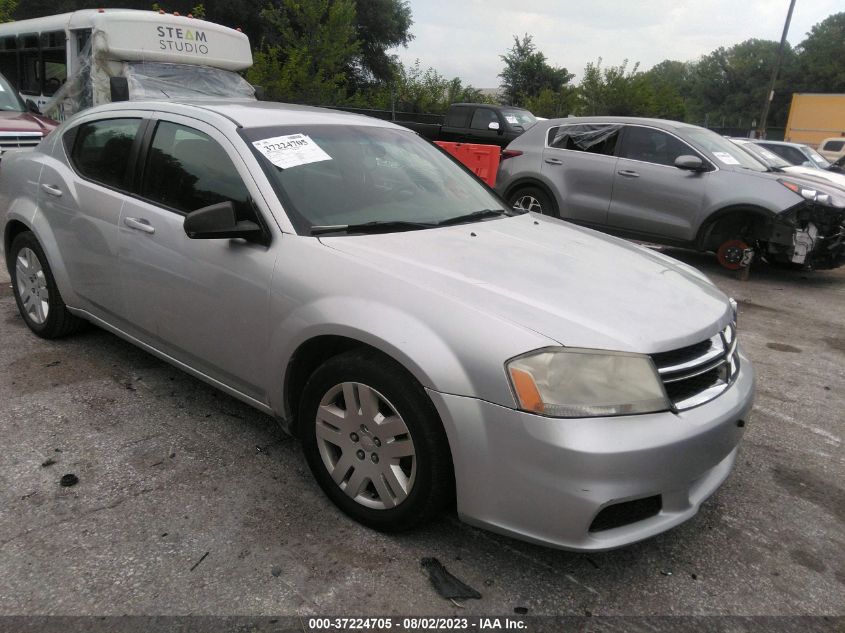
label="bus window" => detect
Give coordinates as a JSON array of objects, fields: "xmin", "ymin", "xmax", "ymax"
[
  {"xmin": 19, "ymin": 34, "xmax": 40, "ymax": 96},
  {"xmin": 0, "ymin": 36, "xmax": 17, "ymax": 87},
  {"xmin": 41, "ymin": 31, "xmax": 67, "ymax": 96}
]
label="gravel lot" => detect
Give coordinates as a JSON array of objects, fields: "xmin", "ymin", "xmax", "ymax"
[{"xmin": 0, "ymin": 246, "xmax": 843, "ymax": 619}]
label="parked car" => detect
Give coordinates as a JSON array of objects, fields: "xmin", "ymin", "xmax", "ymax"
[
  {"xmin": 752, "ymin": 139, "xmax": 832, "ymax": 170},
  {"xmin": 2, "ymin": 101, "xmax": 754, "ymax": 551},
  {"xmin": 731, "ymin": 138, "xmax": 845, "ymax": 189},
  {"xmin": 830, "ymin": 155, "xmax": 845, "ymax": 175},
  {"xmin": 817, "ymin": 137, "xmax": 845, "ymax": 163},
  {"xmin": 0, "ymin": 71, "xmax": 58, "ymax": 156},
  {"xmin": 397, "ymin": 103, "xmax": 537, "ymax": 148},
  {"xmin": 496, "ymin": 117, "xmax": 845, "ymax": 270}
]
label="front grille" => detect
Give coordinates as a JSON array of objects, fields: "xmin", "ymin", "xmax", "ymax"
[
  {"xmin": 589, "ymin": 495, "xmax": 662, "ymax": 532},
  {"xmin": 0, "ymin": 132, "xmax": 43, "ymax": 152},
  {"xmin": 651, "ymin": 323, "xmax": 738, "ymax": 410}
]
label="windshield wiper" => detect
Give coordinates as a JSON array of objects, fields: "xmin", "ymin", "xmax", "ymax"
[
  {"xmin": 434, "ymin": 208, "xmax": 510, "ymax": 227},
  {"xmin": 310, "ymin": 220, "xmax": 435, "ymax": 236}
]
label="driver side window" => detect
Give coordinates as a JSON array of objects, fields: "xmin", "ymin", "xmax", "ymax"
[{"xmin": 141, "ymin": 121, "xmax": 255, "ymax": 221}]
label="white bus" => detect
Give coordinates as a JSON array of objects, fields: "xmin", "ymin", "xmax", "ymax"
[{"xmin": 0, "ymin": 9, "xmax": 254, "ymax": 119}]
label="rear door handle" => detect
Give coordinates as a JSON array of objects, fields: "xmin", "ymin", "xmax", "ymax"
[
  {"xmin": 617, "ymin": 169, "xmax": 640, "ymax": 178},
  {"xmin": 124, "ymin": 217, "xmax": 155, "ymax": 234},
  {"xmin": 41, "ymin": 183, "xmax": 63, "ymax": 197},
  {"xmin": 544, "ymin": 158, "xmax": 563, "ymax": 165}
]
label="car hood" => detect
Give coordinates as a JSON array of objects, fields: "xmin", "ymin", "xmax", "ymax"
[
  {"xmin": 0, "ymin": 111, "xmax": 58, "ymax": 132},
  {"xmin": 320, "ymin": 214, "xmax": 732, "ymax": 354},
  {"xmin": 783, "ymin": 165, "xmax": 845, "ymax": 191}
]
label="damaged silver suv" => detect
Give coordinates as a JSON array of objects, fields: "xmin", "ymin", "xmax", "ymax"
[{"xmin": 497, "ymin": 117, "xmax": 845, "ymax": 270}]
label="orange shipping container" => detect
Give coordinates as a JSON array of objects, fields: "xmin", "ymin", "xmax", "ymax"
[
  {"xmin": 435, "ymin": 142, "xmax": 500, "ymax": 187},
  {"xmin": 784, "ymin": 93, "xmax": 845, "ymax": 147}
]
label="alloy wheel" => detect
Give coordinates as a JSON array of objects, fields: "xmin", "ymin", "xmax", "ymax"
[
  {"xmin": 512, "ymin": 194, "xmax": 543, "ymax": 213},
  {"xmin": 315, "ymin": 382, "xmax": 417, "ymax": 510},
  {"xmin": 15, "ymin": 247, "xmax": 50, "ymax": 324}
]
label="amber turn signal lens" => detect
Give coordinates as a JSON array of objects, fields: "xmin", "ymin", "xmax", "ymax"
[{"xmin": 508, "ymin": 367, "xmax": 544, "ymax": 413}]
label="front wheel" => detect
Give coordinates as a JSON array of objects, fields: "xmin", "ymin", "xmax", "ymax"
[
  {"xmin": 299, "ymin": 349, "xmax": 453, "ymax": 532},
  {"xmin": 9, "ymin": 231, "xmax": 84, "ymax": 338},
  {"xmin": 508, "ymin": 186, "xmax": 557, "ymax": 217}
]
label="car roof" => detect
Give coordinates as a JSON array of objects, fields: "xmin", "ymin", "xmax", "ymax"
[
  {"xmin": 752, "ymin": 140, "xmax": 810, "ymax": 149},
  {"xmin": 541, "ymin": 116, "xmax": 700, "ymax": 131},
  {"xmin": 74, "ymin": 99, "xmax": 402, "ymax": 130}
]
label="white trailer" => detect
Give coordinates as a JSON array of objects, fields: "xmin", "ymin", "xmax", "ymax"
[{"xmin": 0, "ymin": 9, "xmax": 254, "ymax": 119}]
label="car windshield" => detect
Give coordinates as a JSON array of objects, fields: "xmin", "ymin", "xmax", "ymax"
[
  {"xmin": 734, "ymin": 141, "xmax": 791, "ymax": 169},
  {"xmin": 0, "ymin": 73, "xmax": 25, "ymax": 112},
  {"xmin": 684, "ymin": 128, "xmax": 767, "ymax": 171},
  {"xmin": 501, "ymin": 109, "xmax": 537, "ymax": 129},
  {"xmin": 242, "ymin": 124, "xmax": 509, "ymax": 234},
  {"xmin": 805, "ymin": 147, "xmax": 831, "ymax": 168}
]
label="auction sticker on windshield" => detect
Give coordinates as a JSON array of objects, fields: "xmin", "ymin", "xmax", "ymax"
[
  {"xmin": 253, "ymin": 134, "xmax": 332, "ymax": 169},
  {"xmin": 712, "ymin": 151, "xmax": 740, "ymax": 166}
]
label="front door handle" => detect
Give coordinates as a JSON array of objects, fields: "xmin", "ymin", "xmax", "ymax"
[
  {"xmin": 124, "ymin": 217, "xmax": 155, "ymax": 234},
  {"xmin": 617, "ymin": 169, "xmax": 640, "ymax": 178},
  {"xmin": 544, "ymin": 158, "xmax": 563, "ymax": 165},
  {"xmin": 41, "ymin": 183, "xmax": 63, "ymax": 197}
]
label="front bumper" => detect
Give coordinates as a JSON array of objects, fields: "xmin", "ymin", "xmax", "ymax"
[{"xmin": 427, "ymin": 347, "xmax": 755, "ymax": 551}]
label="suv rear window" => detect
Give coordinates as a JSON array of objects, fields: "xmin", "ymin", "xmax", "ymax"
[
  {"xmin": 547, "ymin": 124, "xmax": 621, "ymax": 156},
  {"xmin": 822, "ymin": 140, "xmax": 844, "ymax": 152}
]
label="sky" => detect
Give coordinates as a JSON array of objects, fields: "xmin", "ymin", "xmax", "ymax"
[{"xmin": 391, "ymin": 0, "xmax": 843, "ymax": 89}]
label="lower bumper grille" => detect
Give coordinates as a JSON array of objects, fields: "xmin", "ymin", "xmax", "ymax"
[
  {"xmin": 589, "ymin": 495, "xmax": 662, "ymax": 532},
  {"xmin": 651, "ymin": 322, "xmax": 739, "ymax": 411}
]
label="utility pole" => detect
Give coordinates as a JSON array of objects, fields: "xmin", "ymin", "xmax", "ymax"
[{"xmin": 757, "ymin": 0, "xmax": 797, "ymax": 139}]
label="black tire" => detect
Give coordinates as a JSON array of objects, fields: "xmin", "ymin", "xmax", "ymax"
[
  {"xmin": 299, "ymin": 348, "xmax": 454, "ymax": 532},
  {"xmin": 8, "ymin": 231, "xmax": 84, "ymax": 339},
  {"xmin": 508, "ymin": 185, "xmax": 558, "ymax": 217}
]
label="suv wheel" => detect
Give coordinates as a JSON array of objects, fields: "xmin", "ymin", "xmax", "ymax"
[
  {"xmin": 509, "ymin": 186, "xmax": 557, "ymax": 216},
  {"xmin": 9, "ymin": 231, "xmax": 84, "ymax": 338},
  {"xmin": 299, "ymin": 349, "xmax": 453, "ymax": 532}
]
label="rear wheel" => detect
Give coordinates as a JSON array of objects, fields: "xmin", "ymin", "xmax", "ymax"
[
  {"xmin": 299, "ymin": 349, "xmax": 453, "ymax": 532},
  {"xmin": 508, "ymin": 186, "xmax": 557, "ymax": 217},
  {"xmin": 9, "ymin": 231, "xmax": 84, "ymax": 338}
]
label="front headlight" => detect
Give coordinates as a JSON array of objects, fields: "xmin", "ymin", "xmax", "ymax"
[
  {"xmin": 779, "ymin": 179, "xmax": 845, "ymax": 208},
  {"xmin": 506, "ymin": 348, "xmax": 670, "ymax": 418}
]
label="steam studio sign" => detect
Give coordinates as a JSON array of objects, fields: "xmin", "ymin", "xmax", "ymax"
[{"xmin": 156, "ymin": 25, "xmax": 209, "ymax": 55}]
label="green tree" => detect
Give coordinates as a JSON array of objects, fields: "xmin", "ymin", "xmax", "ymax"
[
  {"xmin": 498, "ymin": 34, "xmax": 573, "ymax": 107},
  {"xmin": 247, "ymin": 0, "xmax": 359, "ymax": 105},
  {"xmin": 350, "ymin": 0, "xmax": 412, "ymax": 85},
  {"xmin": 575, "ymin": 58, "xmax": 653, "ymax": 116},
  {"xmin": 0, "ymin": 0, "xmax": 17, "ymax": 22},
  {"xmin": 642, "ymin": 60, "xmax": 689, "ymax": 120},
  {"xmin": 794, "ymin": 12, "xmax": 845, "ymax": 93}
]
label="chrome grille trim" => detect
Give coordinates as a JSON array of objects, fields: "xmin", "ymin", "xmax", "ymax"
[
  {"xmin": 0, "ymin": 131, "xmax": 44, "ymax": 151},
  {"xmin": 651, "ymin": 323, "xmax": 739, "ymax": 411}
]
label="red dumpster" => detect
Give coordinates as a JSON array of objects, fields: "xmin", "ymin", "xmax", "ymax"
[{"xmin": 435, "ymin": 142, "xmax": 500, "ymax": 187}]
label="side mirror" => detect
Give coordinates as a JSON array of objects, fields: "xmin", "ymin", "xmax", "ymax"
[
  {"xmin": 488, "ymin": 121, "xmax": 500, "ymax": 131},
  {"xmin": 183, "ymin": 201, "xmax": 263, "ymax": 240},
  {"xmin": 252, "ymin": 85, "xmax": 265, "ymax": 100},
  {"xmin": 675, "ymin": 155, "xmax": 706, "ymax": 171},
  {"xmin": 110, "ymin": 76, "xmax": 130, "ymax": 102},
  {"xmin": 25, "ymin": 99, "xmax": 41, "ymax": 115}
]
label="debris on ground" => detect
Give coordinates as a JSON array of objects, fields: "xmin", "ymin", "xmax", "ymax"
[
  {"xmin": 44, "ymin": 360, "xmax": 61, "ymax": 367},
  {"xmin": 190, "ymin": 551, "xmax": 209, "ymax": 572},
  {"xmin": 59, "ymin": 474, "xmax": 79, "ymax": 487},
  {"xmin": 271, "ymin": 566, "xmax": 282, "ymax": 577},
  {"xmin": 514, "ymin": 606, "xmax": 529, "ymax": 615},
  {"xmin": 41, "ymin": 458, "xmax": 57, "ymax": 468},
  {"xmin": 20, "ymin": 491, "xmax": 37, "ymax": 500},
  {"xmin": 660, "ymin": 570, "xmax": 673, "ymax": 576},
  {"xmin": 420, "ymin": 557, "xmax": 481, "ymax": 600}
]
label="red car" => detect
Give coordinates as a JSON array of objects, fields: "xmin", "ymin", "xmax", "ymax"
[{"xmin": 0, "ymin": 72, "xmax": 58, "ymax": 156}]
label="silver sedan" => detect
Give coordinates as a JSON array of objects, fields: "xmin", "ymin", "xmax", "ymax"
[{"xmin": 1, "ymin": 101, "xmax": 754, "ymax": 550}]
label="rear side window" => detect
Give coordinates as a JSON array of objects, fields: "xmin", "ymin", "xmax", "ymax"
[
  {"xmin": 141, "ymin": 121, "xmax": 252, "ymax": 218},
  {"xmin": 618, "ymin": 126, "xmax": 692, "ymax": 167},
  {"xmin": 68, "ymin": 118, "xmax": 141, "ymax": 189},
  {"xmin": 548, "ymin": 124, "xmax": 620, "ymax": 156},
  {"xmin": 445, "ymin": 106, "xmax": 471, "ymax": 128},
  {"xmin": 822, "ymin": 140, "xmax": 844, "ymax": 152},
  {"xmin": 470, "ymin": 108, "xmax": 499, "ymax": 130},
  {"xmin": 761, "ymin": 144, "xmax": 806, "ymax": 165}
]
